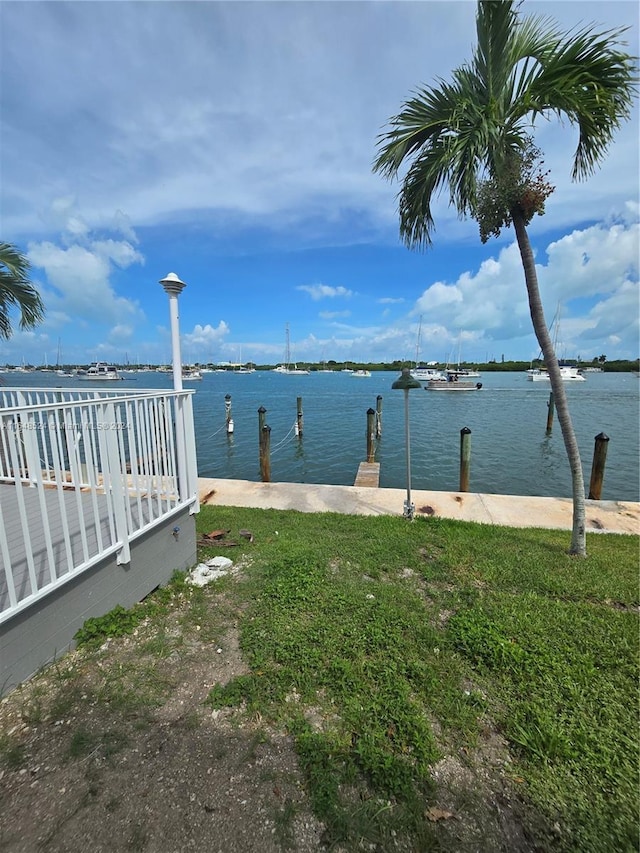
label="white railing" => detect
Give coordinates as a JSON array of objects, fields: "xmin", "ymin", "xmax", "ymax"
[{"xmin": 0, "ymin": 388, "xmax": 198, "ymax": 622}]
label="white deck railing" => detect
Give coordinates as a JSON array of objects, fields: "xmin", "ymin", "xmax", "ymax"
[{"xmin": 0, "ymin": 387, "xmax": 198, "ymax": 622}]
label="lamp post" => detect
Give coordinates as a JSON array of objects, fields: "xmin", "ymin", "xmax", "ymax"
[
  {"xmin": 392, "ymin": 366, "xmax": 422, "ymax": 519},
  {"xmin": 159, "ymin": 272, "xmax": 188, "ymax": 501},
  {"xmin": 159, "ymin": 272, "xmax": 186, "ymax": 391}
]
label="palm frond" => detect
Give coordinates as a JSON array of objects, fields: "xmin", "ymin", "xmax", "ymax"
[
  {"xmin": 373, "ymin": 0, "xmax": 637, "ymax": 243},
  {"xmin": 0, "ymin": 242, "xmax": 45, "ymax": 339}
]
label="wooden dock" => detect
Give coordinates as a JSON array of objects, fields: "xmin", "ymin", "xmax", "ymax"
[{"xmin": 354, "ymin": 462, "xmax": 380, "ymax": 488}]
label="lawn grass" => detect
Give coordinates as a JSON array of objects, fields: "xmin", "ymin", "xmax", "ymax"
[
  {"xmin": 197, "ymin": 506, "xmax": 639, "ymax": 852},
  {"xmin": 10, "ymin": 505, "xmax": 635, "ymax": 851}
]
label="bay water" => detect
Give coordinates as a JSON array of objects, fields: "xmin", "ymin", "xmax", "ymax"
[{"xmin": 3, "ymin": 369, "xmax": 638, "ymax": 502}]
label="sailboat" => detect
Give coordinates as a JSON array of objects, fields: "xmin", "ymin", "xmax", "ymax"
[
  {"xmin": 235, "ymin": 346, "xmax": 255, "ymax": 373},
  {"xmin": 411, "ymin": 315, "xmax": 447, "ymax": 383},
  {"xmin": 526, "ymin": 305, "xmax": 585, "ymax": 382},
  {"xmin": 445, "ymin": 332, "xmax": 481, "ymax": 379},
  {"xmin": 273, "ymin": 324, "xmax": 309, "ymax": 374}
]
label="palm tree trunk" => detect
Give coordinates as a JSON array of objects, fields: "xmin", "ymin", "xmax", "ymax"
[{"xmin": 511, "ymin": 207, "xmax": 586, "ymax": 556}]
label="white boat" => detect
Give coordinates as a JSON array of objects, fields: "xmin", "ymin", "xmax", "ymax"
[
  {"xmin": 526, "ymin": 305, "xmax": 586, "ymax": 383},
  {"xmin": 351, "ymin": 369, "xmax": 372, "ymax": 377},
  {"xmin": 444, "ymin": 332, "xmax": 482, "ymax": 380},
  {"xmin": 182, "ymin": 366, "xmax": 202, "ymax": 381},
  {"xmin": 411, "ymin": 365, "xmax": 447, "ymax": 382},
  {"xmin": 273, "ymin": 324, "xmax": 310, "ymax": 374},
  {"xmin": 425, "ymin": 370, "xmax": 482, "ymax": 391},
  {"xmin": 273, "ymin": 364, "xmax": 310, "ymax": 374},
  {"xmin": 80, "ymin": 362, "xmax": 123, "ymax": 380},
  {"xmin": 448, "ymin": 367, "xmax": 481, "ymax": 379},
  {"xmin": 526, "ymin": 365, "xmax": 585, "ymax": 382}
]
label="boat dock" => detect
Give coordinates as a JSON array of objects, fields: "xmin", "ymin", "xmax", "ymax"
[{"xmin": 353, "ymin": 462, "xmax": 380, "ymax": 488}]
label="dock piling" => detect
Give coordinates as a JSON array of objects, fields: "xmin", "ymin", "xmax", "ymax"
[
  {"xmin": 588, "ymin": 432, "xmax": 609, "ymax": 500},
  {"xmin": 546, "ymin": 391, "xmax": 555, "ymax": 434},
  {"xmin": 459, "ymin": 427, "xmax": 471, "ymax": 492},
  {"xmin": 296, "ymin": 396, "xmax": 303, "ymax": 438},
  {"xmin": 225, "ymin": 393, "xmax": 234, "ymax": 434},
  {"xmin": 258, "ymin": 406, "xmax": 271, "ymax": 482},
  {"xmin": 366, "ymin": 408, "xmax": 376, "ymax": 463}
]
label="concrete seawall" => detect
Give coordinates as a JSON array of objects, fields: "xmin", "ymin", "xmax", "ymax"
[{"xmin": 198, "ymin": 478, "xmax": 639, "ymax": 535}]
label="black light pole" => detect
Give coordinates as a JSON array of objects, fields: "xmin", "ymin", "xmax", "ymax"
[{"xmin": 392, "ymin": 367, "xmax": 422, "ymax": 519}]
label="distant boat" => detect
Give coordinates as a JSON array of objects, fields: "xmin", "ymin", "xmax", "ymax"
[
  {"xmin": 273, "ymin": 323, "xmax": 310, "ymax": 374},
  {"xmin": 448, "ymin": 367, "xmax": 481, "ymax": 379},
  {"xmin": 182, "ymin": 366, "xmax": 203, "ymax": 381},
  {"xmin": 444, "ymin": 332, "xmax": 482, "ymax": 380},
  {"xmin": 351, "ymin": 369, "xmax": 372, "ymax": 377},
  {"xmin": 79, "ymin": 362, "xmax": 123, "ymax": 380},
  {"xmin": 526, "ymin": 365, "xmax": 585, "ymax": 382},
  {"xmin": 412, "ymin": 365, "xmax": 447, "ymax": 383},
  {"xmin": 527, "ymin": 304, "xmax": 585, "ymax": 383},
  {"xmin": 411, "ymin": 316, "xmax": 447, "ymax": 383},
  {"xmin": 425, "ymin": 370, "xmax": 482, "ymax": 391}
]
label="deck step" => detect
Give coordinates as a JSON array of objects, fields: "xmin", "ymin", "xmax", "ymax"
[{"xmin": 354, "ymin": 462, "xmax": 380, "ymax": 488}]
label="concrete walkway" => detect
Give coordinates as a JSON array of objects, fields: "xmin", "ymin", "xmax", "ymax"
[{"xmin": 198, "ymin": 478, "xmax": 640, "ymax": 535}]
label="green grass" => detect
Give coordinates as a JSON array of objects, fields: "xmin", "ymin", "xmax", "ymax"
[
  {"xmin": 5, "ymin": 505, "xmax": 636, "ymax": 851},
  {"xmin": 199, "ymin": 506, "xmax": 639, "ymax": 852}
]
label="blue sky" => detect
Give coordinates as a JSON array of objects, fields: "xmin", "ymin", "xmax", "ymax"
[{"xmin": 1, "ymin": 0, "xmax": 638, "ymax": 367}]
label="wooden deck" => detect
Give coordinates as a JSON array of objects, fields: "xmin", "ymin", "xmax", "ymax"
[{"xmin": 354, "ymin": 462, "xmax": 380, "ymax": 488}]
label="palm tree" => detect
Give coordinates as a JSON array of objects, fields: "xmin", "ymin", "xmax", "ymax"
[
  {"xmin": 0, "ymin": 242, "xmax": 45, "ymax": 340},
  {"xmin": 374, "ymin": 0, "xmax": 637, "ymax": 556}
]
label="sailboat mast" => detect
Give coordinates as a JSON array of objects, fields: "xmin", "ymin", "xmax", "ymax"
[
  {"xmin": 415, "ymin": 315, "xmax": 423, "ymax": 367},
  {"xmin": 285, "ymin": 323, "xmax": 291, "ymax": 369}
]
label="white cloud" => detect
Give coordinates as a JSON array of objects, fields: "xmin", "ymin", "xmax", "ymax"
[
  {"xmin": 298, "ymin": 284, "xmax": 354, "ymax": 300},
  {"xmin": 410, "ymin": 216, "xmax": 639, "ymax": 360},
  {"xmin": 4, "ymin": 1, "xmax": 635, "ymax": 245},
  {"xmin": 109, "ymin": 324, "xmax": 133, "ymax": 342},
  {"xmin": 182, "ymin": 322, "xmax": 230, "ymax": 354},
  {"xmin": 319, "ymin": 310, "xmax": 351, "ymax": 320},
  {"xmin": 27, "ymin": 239, "xmax": 143, "ymax": 324}
]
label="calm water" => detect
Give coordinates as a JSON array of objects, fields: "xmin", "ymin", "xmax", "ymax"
[{"xmin": 3, "ymin": 369, "xmax": 639, "ymax": 501}]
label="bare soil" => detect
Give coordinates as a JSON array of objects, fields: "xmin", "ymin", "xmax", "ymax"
[{"xmin": 0, "ymin": 577, "xmax": 543, "ymax": 852}]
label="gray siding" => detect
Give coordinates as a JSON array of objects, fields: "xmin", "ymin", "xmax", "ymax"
[{"xmin": 0, "ymin": 499, "xmax": 196, "ymax": 696}]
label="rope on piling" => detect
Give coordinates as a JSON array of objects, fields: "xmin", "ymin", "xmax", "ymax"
[
  {"xmin": 203, "ymin": 422, "xmax": 228, "ymax": 440},
  {"xmin": 269, "ymin": 421, "xmax": 298, "ymax": 456}
]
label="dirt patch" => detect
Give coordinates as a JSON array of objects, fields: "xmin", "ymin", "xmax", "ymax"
[
  {"xmin": 1, "ymin": 579, "xmax": 541, "ymax": 852},
  {"xmin": 0, "ymin": 587, "xmax": 326, "ymax": 853}
]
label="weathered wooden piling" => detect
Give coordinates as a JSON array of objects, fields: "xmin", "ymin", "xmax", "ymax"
[
  {"xmin": 588, "ymin": 432, "xmax": 609, "ymax": 500},
  {"xmin": 257, "ymin": 406, "xmax": 270, "ymax": 481},
  {"xmin": 296, "ymin": 396, "xmax": 303, "ymax": 438},
  {"xmin": 459, "ymin": 426, "xmax": 471, "ymax": 492},
  {"xmin": 259, "ymin": 426, "xmax": 271, "ymax": 482},
  {"xmin": 546, "ymin": 391, "xmax": 555, "ymax": 433},
  {"xmin": 258, "ymin": 406, "xmax": 271, "ymax": 482},
  {"xmin": 225, "ymin": 393, "xmax": 234, "ymax": 434},
  {"xmin": 375, "ymin": 395, "xmax": 383, "ymax": 438},
  {"xmin": 366, "ymin": 408, "xmax": 376, "ymax": 463}
]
